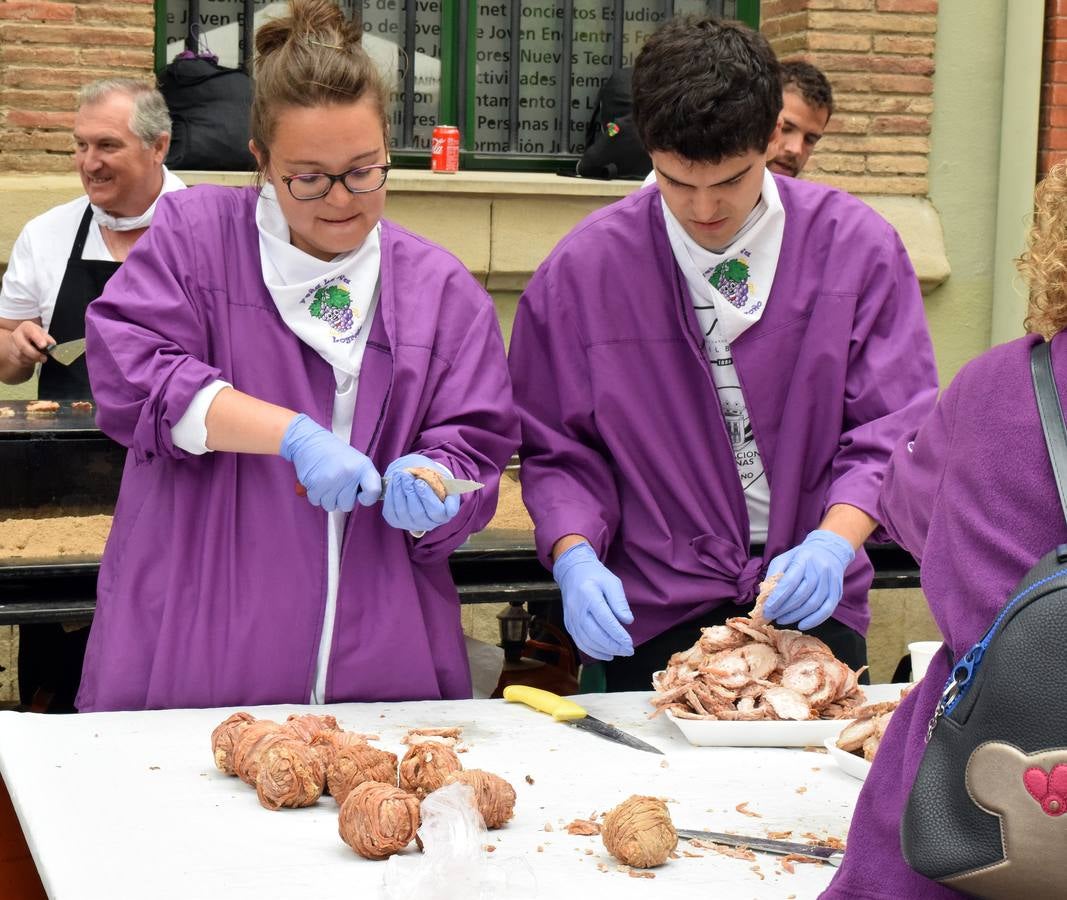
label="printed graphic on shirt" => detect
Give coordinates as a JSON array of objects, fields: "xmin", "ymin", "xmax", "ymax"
[
  {"xmin": 701, "ymin": 316, "xmax": 767, "ymax": 498},
  {"xmin": 303, "ymin": 275, "xmax": 362, "ymax": 344},
  {"xmin": 709, "ymin": 251, "xmax": 753, "ymax": 310}
]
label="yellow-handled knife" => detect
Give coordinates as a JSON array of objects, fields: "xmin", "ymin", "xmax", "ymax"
[{"xmin": 503, "ymin": 685, "xmax": 664, "ymax": 755}]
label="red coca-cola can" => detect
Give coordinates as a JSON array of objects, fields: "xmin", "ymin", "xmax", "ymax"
[{"xmin": 431, "ymin": 125, "xmax": 460, "ymax": 173}]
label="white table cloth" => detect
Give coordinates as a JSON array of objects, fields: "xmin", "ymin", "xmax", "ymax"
[{"xmin": 0, "ymin": 691, "xmax": 867, "ymax": 899}]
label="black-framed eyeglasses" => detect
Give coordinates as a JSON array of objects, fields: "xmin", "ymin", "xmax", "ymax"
[{"xmin": 279, "ymin": 163, "xmax": 391, "ymax": 201}]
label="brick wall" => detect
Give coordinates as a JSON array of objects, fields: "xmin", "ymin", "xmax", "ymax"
[
  {"xmin": 0, "ymin": 0, "xmax": 940, "ymax": 188},
  {"xmin": 0, "ymin": 1, "xmax": 155, "ymax": 173},
  {"xmin": 1040, "ymin": 0, "xmax": 1067, "ymax": 177},
  {"xmin": 761, "ymin": 0, "xmax": 937, "ymax": 196}
]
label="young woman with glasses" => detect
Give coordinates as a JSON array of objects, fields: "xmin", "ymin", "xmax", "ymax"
[{"xmin": 79, "ymin": 0, "xmax": 518, "ymax": 712}]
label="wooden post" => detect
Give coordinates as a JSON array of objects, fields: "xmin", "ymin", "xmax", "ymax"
[{"xmin": 0, "ymin": 774, "xmax": 46, "ymax": 900}]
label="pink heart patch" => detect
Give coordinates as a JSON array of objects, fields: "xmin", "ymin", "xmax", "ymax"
[
  {"xmin": 1024, "ymin": 767, "xmax": 1049, "ymax": 802},
  {"xmin": 1024, "ymin": 766, "xmax": 1067, "ymax": 816},
  {"xmin": 1050, "ymin": 764, "xmax": 1067, "ymax": 797}
]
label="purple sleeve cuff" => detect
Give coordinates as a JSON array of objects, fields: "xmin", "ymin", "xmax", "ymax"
[{"xmin": 533, "ymin": 505, "xmax": 612, "ymax": 571}]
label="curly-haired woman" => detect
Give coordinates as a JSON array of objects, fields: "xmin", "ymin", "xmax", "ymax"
[{"xmin": 822, "ymin": 164, "xmax": 1067, "ymax": 897}]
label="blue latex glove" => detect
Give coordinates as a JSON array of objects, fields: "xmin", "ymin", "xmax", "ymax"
[
  {"xmin": 381, "ymin": 453, "xmax": 461, "ymax": 533},
  {"xmin": 280, "ymin": 413, "xmax": 382, "ymax": 512},
  {"xmin": 552, "ymin": 542, "xmax": 634, "ymax": 661},
  {"xmin": 763, "ymin": 529, "xmax": 856, "ymax": 631}
]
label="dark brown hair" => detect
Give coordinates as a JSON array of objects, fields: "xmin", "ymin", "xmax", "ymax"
[
  {"xmin": 250, "ymin": 0, "xmax": 391, "ymax": 173},
  {"xmin": 781, "ymin": 59, "xmax": 834, "ymax": 118},
  {"xmin": 631, "ymin": 15, "xmax": 781, "ymax": 163}
]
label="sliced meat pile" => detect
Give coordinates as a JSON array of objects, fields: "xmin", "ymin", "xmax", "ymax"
[
  {"xmin": 650, "ymin": 576, "xmax": 866, "ymax": 721},
  {"xmin": 835, "ymin": 685, "xmax": 912, "ymax": 761}
]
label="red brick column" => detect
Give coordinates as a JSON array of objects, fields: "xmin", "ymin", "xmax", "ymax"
[
  {"xmin": 1040, "ymin": 0, "xmax": 1067, "ymax": 176},
  {"xmin": 0, "ymin": 1, "xmax": 155, "ymax": 173}
]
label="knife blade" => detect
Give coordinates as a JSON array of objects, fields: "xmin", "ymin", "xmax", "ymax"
[
  {"xmin": 503, "ymin": 685, "xmax": 664, "ymax": 755},
  {"xmin": 295, "ymin": 475, "xmax": 483, "ymax": 499},
  {"xmin": 676, "ymin": 828, "xmax": 843, "ymax": 866},
  {"xmin": 44, "ymin": 338, "xmax": 86, "ymax": 366},
  {"xmin": 380, "ymin": 475, "xmax": 484, "ymax": 496}
]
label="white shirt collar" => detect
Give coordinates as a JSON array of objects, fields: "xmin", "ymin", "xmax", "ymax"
[{"xmin": 90, "ymin": 166, "xmax": 186, "ymax": 231}]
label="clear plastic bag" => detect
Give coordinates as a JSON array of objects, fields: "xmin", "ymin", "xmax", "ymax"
[{"xmin": 381, "ymin": 782, "xmax": 535, "ymax": 900}]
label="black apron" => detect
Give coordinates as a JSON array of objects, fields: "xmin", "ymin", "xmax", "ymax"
[{"xmin": 39, "ymin": 204, "xmax": 121, "ymax": 400}]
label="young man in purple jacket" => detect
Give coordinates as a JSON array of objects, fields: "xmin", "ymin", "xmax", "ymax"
[{"xmin": 508, "ymin": 14, "xmax": 939, "ymax": 690}]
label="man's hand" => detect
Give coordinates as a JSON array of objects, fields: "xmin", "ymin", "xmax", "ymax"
[
  {"xmin": 552, "ymin": 542, "xmax": 635, "ymax": 661},
  {"xmin": 0, "ymin": 319, "xmax": 51, "ymax": 383}
]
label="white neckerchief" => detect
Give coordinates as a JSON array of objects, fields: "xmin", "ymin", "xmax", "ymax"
[
  {"xmin": 90, "ymin": 166, "xmax": 186, "ymax": 232},
  {"xmin": 254, "ymin": 184, "xmax": 382, "ymax": 704},
  {"xmin": 662, "ymin": 168, "xmax": 785, "ymax": 343},
  {"xmin": 256, "ymin": 184, "xmax": 380, "ymax": 379},
  {"xmin": 662, "ymin": 169, "xmax": 785, "ymax": 543}
]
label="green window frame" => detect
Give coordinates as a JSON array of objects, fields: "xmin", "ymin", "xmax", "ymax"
[{"xmin": 154, "ymin": 1, "xmax": 759, "ymax": 173}]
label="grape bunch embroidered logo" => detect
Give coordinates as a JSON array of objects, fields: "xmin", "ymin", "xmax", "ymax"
[
  {"xmin": 709, "ymin": 250, "xmax": 753, "ymax": 309},
  {"xmin": 1023, "ymin": 763, "xmax": 1067, "ymax": 816},
  {"xmin": 305, "ymin": 276, "xmax": 360, "ymax": 344}
]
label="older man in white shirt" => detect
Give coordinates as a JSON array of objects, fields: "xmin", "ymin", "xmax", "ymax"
[
  {"xmin": 0, "ymin": 78, "xmax": 184, "ymax": 714},
  {"xmin": 0, "ymin": 78, "xmax": 185, "ymax": 400}
]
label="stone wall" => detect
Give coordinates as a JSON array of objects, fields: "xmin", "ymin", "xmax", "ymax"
[
  {"xmin": 761, "ymin": 0, "xmax": 937, "ymax": 195},
  {"xmin": 0, "ymin": 0, "xmax": 155, "ymax": 173}
]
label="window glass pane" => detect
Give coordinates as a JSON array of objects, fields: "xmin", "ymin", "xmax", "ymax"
[
  {"xmin": 474, "ymin": 1, "xmax": 614, "ymax": 156},
  {"xmin": 361, "ymin": 0, "xmax": 443, "ymax": 151},
  {"xmin": 570, "ymin": 1, "xmax": 653, "ymax": 155},
  {"xmin": 164, "ymin": 1, "xmax": 441, "ymax": 153},
  {"xmin": 566, "ymin": 1, "xmax": 615, "ymax": 155},
  {"xmin": 470, "ymin": 1, "xmax": 741, "ymax": 158},
  {"xmin": 677, "ymin": 1, "xmax": 739, "ymax": 17},
  {"xmin": 164, "ymin": 1, "xmax": 361, "ymax": 68},
  {"xmin": 472, "ymin": 3, "xmax": 514, "ymax": 152}
]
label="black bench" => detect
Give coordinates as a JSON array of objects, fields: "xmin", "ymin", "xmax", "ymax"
[{"xmin": 0, "ymin": 528, "xmax": 920, "ymax": 627}]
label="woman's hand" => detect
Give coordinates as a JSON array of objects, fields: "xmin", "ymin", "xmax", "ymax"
[{"xmin": 381, "ymin": 453, "xmax": 460, "ymax": 533}]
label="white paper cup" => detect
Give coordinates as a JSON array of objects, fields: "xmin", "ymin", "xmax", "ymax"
[{"xmin": 908, "ymin": 640, "xmax": 942, "ymax": 682}]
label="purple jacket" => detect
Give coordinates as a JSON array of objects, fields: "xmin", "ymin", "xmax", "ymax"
[
  {"xmin": 81, "ymin": 185, "xmax": 518, "ymax": 712},
  {"xmin": 509, "ymin": 177, "xmax": 938, "ymax": 645},
  {"xmin": 823, "ymin": 333, "xmax": 1067, "ymax": 898}
]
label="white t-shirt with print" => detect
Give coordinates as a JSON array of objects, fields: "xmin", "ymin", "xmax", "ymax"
[
  {"xmin": 660, "ymin": 170, "xmax": 786, "ymax": 543},
  {"xmin": 0, "ymin": 196, "xmax": 112, "ymax": 328}
]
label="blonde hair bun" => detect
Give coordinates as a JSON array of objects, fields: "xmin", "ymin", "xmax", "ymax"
[
  {"xmin": 254, "ymin": 0, "xmax": 360, "ymax": 59},
  {"xmin": 249, "ymin": 0, "xmax": 390, "ymax": 170}
]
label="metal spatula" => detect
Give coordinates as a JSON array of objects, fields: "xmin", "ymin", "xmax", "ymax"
[{"xmin": 45, "ymin": 338, "xmax": 86, "ymax": 366}]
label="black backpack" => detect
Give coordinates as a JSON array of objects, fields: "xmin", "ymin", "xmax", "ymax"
[
  {"xmin": 900, "ymin": 339, "xmax": 1067, "ymax": 897},
  {"xmin": 159, "ymin": 52, "xmax": 255, "ymax": 171},
  {"xmin": 575, "ymin": 69, "xmax": 652, "ymax": 181}
]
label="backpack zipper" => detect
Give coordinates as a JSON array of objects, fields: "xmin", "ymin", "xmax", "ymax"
[{"xmin": 925, "ymin": 565, "xmax": 1067, "ymax": 743}]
